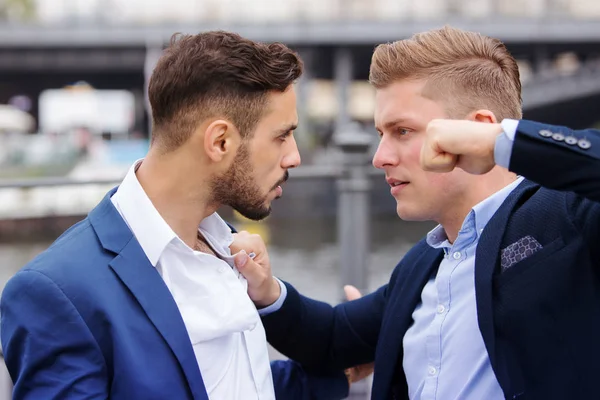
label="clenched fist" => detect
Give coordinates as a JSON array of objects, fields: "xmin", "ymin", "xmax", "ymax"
[
  {"xmin": 229, "ymin": 231, "xmax": 280, "ymax": 307},
  {"xmin": 420, "ymin": 119, "xmax": 503, "ymax": 175}
]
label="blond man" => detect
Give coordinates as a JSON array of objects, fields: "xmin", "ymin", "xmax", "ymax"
[{"xmin": 231, "ymin": 26, "xmax": 600, "ymax": 400}]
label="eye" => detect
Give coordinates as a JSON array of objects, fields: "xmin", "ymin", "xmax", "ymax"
[
  {"xmin": 397, "ymin": 127, "xmax": 410, "ymax": 136},
  {"xmin": 279, "ymin": 130, "xmax": 293, "ymax": 141}
]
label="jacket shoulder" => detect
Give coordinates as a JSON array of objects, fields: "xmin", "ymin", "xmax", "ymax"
[{"xmin": 14, "ymin": 217, "xmax": 113, "ymax": 292}]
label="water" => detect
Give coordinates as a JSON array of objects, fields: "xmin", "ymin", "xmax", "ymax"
[
  {"xmin": 0, "ymin": 214, "xmax": 435, "ymax": 399},
  {"xmin": 0, "ymin": 216, "xmax": 435, "ymax": 305}
]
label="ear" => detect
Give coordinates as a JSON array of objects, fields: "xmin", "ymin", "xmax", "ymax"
[
  {"xmin": 203, "ymin": 119, "xmax": 240, "ymax": 162},
  {"xmin": 469, "ymin": 109, "xmax": 498, "ymax": 124}
]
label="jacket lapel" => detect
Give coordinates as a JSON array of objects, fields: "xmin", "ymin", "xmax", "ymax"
[
  {"xmin": 89, "ymin": 190, "xmax": 208, "ymax": 400},
  {"xmin": 474, "ymin": 180, "xmax": 538, "ymax": 384},
  {"xmin": 372, "ymin": 245, "xmax": 444, "ymax": 400}
]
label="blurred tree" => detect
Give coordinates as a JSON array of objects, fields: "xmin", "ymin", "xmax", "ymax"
[{"xmin": 0, "ymin": 0, "xmax": 35, "ymax": 22}]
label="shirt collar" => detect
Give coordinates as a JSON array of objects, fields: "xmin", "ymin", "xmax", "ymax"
[
  {"xmin": 426, "ymin": 176, "xmax": 525, "ymax": 249},
  {"xmin": 471, "ymin": 176, "xmax": 524, "ymax": 236},
  {"xmin": 198, "ymin": 212, "xmax": 235, "ymax": 257},
  {"xmin": 111, "ymin": 159, "xmax": 234, "ymax": 266}
]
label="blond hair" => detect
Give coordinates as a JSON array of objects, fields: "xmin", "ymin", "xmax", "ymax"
[{"xmin": 370, "ymin": 26, "xmax": 522, "ymax": 120}]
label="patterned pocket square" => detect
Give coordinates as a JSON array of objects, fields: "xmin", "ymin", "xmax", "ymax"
[{"xmin": 500, "ymin": 235, "xmax": 543, "ymax": 271}]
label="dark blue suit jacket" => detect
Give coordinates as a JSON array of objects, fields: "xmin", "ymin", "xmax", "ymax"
[
  {"xmin": 0, "ymin": 191, "xmax": 348, "ymax": 400},
  {"xmin": 262, "ymin": 120, "xmax": 600, "ymax": 400}
]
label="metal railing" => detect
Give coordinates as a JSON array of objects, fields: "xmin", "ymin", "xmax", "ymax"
[
  {"xmin": 0, "ymin": 125, "xmax": 377, "ymax": 399},
  {"xmin": 0, "ymin": 163, "xmax": 383, "ymax": 190}
]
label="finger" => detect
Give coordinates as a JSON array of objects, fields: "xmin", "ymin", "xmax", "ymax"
[
  {"xmin": 357, "ymin": 362, "xmax": 375, "ymax": 381},
  {"xmin": 344, "ymin": 285, "xmax": 363, "ymax": 301},
  {"xmin": 420, "ymin": 140, "xmax": 457, "ymax": 173},
  {"xmin": 229, "ymin": 239, "xmax": 249, "ymax": 254}
]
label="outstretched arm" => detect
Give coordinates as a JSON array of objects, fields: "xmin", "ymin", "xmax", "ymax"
[{"xmin": 270, "ymin": 359, "xmax": 349, "ymax": 400}]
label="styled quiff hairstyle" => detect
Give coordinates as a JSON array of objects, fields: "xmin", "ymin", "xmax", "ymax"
[
  {"xmin": 148, "ymin": 31, "xmax": 303, "ymax": 151},
  {"xmin": 369, "ymin": 26, "xmax": 523, "ymax": 120}
]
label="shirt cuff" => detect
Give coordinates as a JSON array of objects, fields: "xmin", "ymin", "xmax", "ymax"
[
  {"xmin": 257, "ymin": 277, "xmax": 287, "ymax": 316},
  {"xmin": 494, "ymin": 119, "xmax": 519, "ymax": 168}
]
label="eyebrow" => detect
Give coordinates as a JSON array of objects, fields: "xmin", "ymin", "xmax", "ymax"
[
  {"xmin": 276, "ymin": 123, "xmax": 298, "ymax": 135},
  {"xmin": 376, "ymin": 118, "xmax": 412, "ymax": 132}
]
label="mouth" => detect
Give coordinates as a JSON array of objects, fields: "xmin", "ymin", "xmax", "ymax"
[
  {"xmin": 390, "ymin": 181, "xmax": 408, "ymax": 187},
  {"xmin": 386, "ymin": 177, "xmax": 410, "ymax": 195},
  {"xmin": 275, "ymin": 185, "xmax": 283, "ymax": 198},
  {"xmin": 272, "ymin": 171, "xmax": 289, "ymax": 199}
]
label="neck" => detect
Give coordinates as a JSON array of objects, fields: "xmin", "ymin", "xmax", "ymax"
[
  {"xmin": 440, "ymin": 168, "xmax": 517, "ymax": 243},
  {"xmin": 135, "ymin": 148, "xmax": 218, "ymax": 248}
]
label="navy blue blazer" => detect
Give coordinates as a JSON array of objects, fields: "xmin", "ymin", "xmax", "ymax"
[
  {"xmin": 262, "ymin": 120, "xmax": 600, "ymax": 400},
  {"xmin": 0, "ymin": 190, "xmax": 348, "ymax": 400}
]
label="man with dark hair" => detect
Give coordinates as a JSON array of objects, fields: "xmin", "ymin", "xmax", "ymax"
[{"xmin": 0, "ymin": 31, "xmax": 349, "ymax": 400}]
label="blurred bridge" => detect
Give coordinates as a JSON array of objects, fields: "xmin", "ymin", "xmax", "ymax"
[{"xmin": 0, "ymin": 0, "xmax": 598, "ymax": 140}]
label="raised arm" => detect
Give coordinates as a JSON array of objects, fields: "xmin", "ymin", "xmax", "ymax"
[
  {"xmin": 508, "ymin": 120, "xmax": 600, "ymax": 202},
  {"xmin": 420, "ymin": 118, "xmax": 600, "ymax": 202}
]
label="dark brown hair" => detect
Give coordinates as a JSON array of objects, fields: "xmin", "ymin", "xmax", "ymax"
[
  {"xmin": 370, "ymin": 26, "xmax": 522, "ymax": 120},
  {"xmin": 148, "ymin": 31, "xmax": 303, "ymax": 151}
]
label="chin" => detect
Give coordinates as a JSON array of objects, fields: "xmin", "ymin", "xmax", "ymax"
[
  {"xmin": 237, "ymin": 206, "xmax": 272, "ymax": 221},
  {"xmin": 396, "ymin": 204, "xmax": 425, "ymax": 222}
]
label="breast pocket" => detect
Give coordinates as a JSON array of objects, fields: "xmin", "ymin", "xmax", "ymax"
[{"xmin": 495, "ymin": 236, "xmax": 565, "ymax": 288}]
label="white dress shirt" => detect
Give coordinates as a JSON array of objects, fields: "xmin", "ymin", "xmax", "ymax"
[{"xmin": 111, "ymin": 160, "xmax": 275, "ymax": 400}]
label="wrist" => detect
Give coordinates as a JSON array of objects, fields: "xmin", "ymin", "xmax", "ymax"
[
  {"xmin": 255, "ymin": 278, "xmax": 281, "ymax": 308},
  {"xmin": 489, "ymin": 123, "xmax": 504, "ymax": 143}
]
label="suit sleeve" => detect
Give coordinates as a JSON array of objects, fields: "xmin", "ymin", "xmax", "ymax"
[
  {"xmin": 262, "ymin": 281, "xmax": 388, "ymax": 372},
  {"xmin": 509, "ymin": 120, "xmax": 600, "ymax": 202},
  {"xmin": 1, "ymin": 270, "xmax": 108, "ymax": 399},
  {"xmin": 270, "ymin": 359, "xmax": 348, "ymax": 400}
]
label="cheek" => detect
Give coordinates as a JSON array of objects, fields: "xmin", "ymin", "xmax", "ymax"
[
  {"xmin": 423, "ymin": 171, "xmax": 449, "ymax": 189},
  {"xmin": 407, "ymin": 136, "xmax": 424, "ymax": 161},
  {"xmin": 421, "ymin": 170, "xmax": 463, "ymax": 199},
  {"xmin": 252, "ymin": 150, "xmax": 280, "ymax": 180}
]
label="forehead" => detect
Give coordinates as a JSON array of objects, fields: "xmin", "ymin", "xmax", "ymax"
[
  {"xmin": 260, "ymin": 86, "xmax": 298, "ymax": 126},
  {"xmin": 374, "ymin": 80, "xmax": 446, "ymax": 129}
]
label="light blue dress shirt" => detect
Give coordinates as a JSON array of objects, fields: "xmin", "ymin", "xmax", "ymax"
[
  {"xmin": 262, "ymin": 119, "xmax": 521, "ymax": 398},
  {"xmin": 403, "ymin": 173, "xmax": 523, "ymax": 399}
]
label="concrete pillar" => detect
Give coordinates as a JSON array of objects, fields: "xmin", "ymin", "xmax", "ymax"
[
  {"xmin": 334, "ymin": 47, "xmax": 353, "ymax": 134},
  {"xmin": 334, "ymin": 122, "xmax": 373, "ymax": 400},
  {"xmin": 295, "ymin": 48, "xmax": 315, "ymax": 156}
]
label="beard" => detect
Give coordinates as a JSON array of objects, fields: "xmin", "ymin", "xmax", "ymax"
[{"xmin": 210, "ymin": 143, "xmax": 288, "ymax": 221}]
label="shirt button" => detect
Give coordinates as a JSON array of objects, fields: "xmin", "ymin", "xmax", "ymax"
[
  {"xmin": 218, "ymin": 266, "xmax": 226, "ymax": 273},
  {"xmin": 437, "ymin": 304, "xmax": 446, "ymax": 314},
  {"xmin": 428, "ymin": 366, "xmax": 437, "ymax": 376},
  {"xmin": 452, "ymin": 251, "xmax": 461, "ymax": 260}
]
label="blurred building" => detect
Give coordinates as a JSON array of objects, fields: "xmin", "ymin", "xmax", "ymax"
[{"xmin": 0, "ymin": 0, "xmax": 598, "ymax": 156}]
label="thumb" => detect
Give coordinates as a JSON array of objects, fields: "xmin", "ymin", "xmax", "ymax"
[
  {"xmin": 344, "ymin": 285, "xmax": 363, "ymax": 301},
  {"xmin": 233, "ymin": 249, "xmax": 250, "ymax": 269},
  {"xmin": 234, "ymin": 250, "xmax": 262, "ymax": 285}
]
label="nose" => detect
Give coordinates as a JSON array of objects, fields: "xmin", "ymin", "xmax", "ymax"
[
  {"xmin": 282, "ymin": 135, "xmax": 301, "ymax": 169},
  {"xmin": 372, "ymin": 135, "xmax": 399, "ymax": 170}
]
